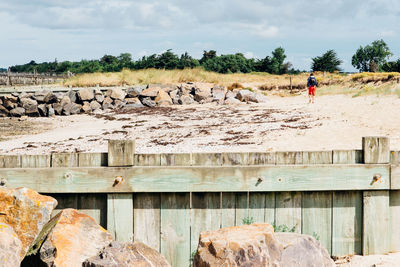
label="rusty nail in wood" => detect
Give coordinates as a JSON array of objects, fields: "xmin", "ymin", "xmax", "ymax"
[{"xmin": 113, "ymin": 176, "xmax": 124, "ymax": 187}]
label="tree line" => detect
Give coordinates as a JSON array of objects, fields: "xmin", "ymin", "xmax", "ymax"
[{"xmin": 7, "ymin": 39, "xmax": 400, "ymax": 74}]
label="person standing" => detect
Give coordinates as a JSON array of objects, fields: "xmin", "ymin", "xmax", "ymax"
[{"xmin": 307, "ymin": 73, "xmax": 318, "ymax": 103}]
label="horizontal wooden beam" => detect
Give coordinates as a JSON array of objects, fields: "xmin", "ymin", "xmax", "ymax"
[{"xmin": 0, "ymin": 164, "xmax": 389, "ymax": 193}]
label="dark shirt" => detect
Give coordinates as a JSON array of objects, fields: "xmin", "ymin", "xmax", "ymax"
[{"xmin": 307, "ymin": 76, "xmax": 318, "ymax": 87}]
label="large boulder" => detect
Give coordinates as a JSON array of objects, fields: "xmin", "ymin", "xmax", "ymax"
[
  {"xmin": 36, "ymin": 209, "xmax": 113, "ymax": 267},
  {"xmin": 275, "ymin": 232, "xmax": 335, "ymax": 267},
  {"xmin": 179, "ymin": 94, "xmax": 195, "ymax": 105},
  {"xmin": 224, "ymin": 97, "xmax": 242, "ymax": 105},
  {"xmin": 194, "ymin": 223, "xmax": 282, "ymax": 267},
  {"xmin": 20, "ymin": 98, "xmax": 39, "ymax": 116},
  {"xmin": 0, "ymin": 105, "xmax": 9, "ymax": 117},
  {"xmin": 77, "ymin": 88, "xmax": 94, "ymax": 101},
  {"xmin": 0, "ymin": 187, "xmax": 57, "ymax": 261},
  {"xmin": 126, "ymin": 85, "xmax": 146, "ymax": 98},
  {"xmin": 247, "ymin": 93, "xmax": 268, "ymax": 103},
  {"xmin": 90, "ymin": 100, "xmax": 102, "ymax": 111},
  {"xmin": 194, "ymin": 86, "xmax": 212, "ymax": 102},
  {"xmin": 141, "ymin": 97, "xmax": 156, "ymax": 107},
  {"xmin": 169, "ymin": 89, "xmax": 181, "ymax": 104},
  {"xmin": 33, "ymin": 90, "xmax": 50, "ymax": 102},
  {"xmin": 124, "ymin": 97, "xmax": 144, "ymax": 108},
  {"xmin": 83, "ymin": 242, "xmax": 171, "ymax": 267},
  {"xmin": 60, "ymin": 95, "xmax": 71, "ymax": 108},
  {"xmin": 38, "ymin": 104, "xmax": 48, "ymax": 117},
  {"xmin": 63, "ymin": 103, "xmax": 82, "ymax": 115},
  {"xmin": 0, "ymin": 222, "xmax": 22, "ymax": 267},
  {"xmin": 9, "ymin": 107, "xmax": 25, "ymax": 117},
  {"xmin": 82, "ymin": 101, "xmax": 92, "ymax": 113},
  {"xmin": 108, "ymin": 88, "xmax": 126, "ymax": 100},
  {"xmin": 67, "ymin": 90, "xmax": 77, "ymax": 103},
  {"xmin": 3, "ymin": 95, "xmax": 18, "ymax": 109},
  {"xmin": 140, "ymin": 86, "xmax": 162, "ymax": 97},
  {"xmin": 236, "ymin": 89, "xmax": 253, "ymax": 102},
  {"xmin": 43, "ymin": 92, "xmax": 58, "ymax": 104},
  {"xmin": 212, "ymin": 86, "xmax": 227, "ymax": 104},
  {"xmin": 155, "ymin": 90, "xmax": 173, "ymax": 106}
]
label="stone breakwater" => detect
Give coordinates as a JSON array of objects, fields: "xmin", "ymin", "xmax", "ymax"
[{"xmin": 0, "ymin": 83, "xmax": 268, "ymax": 117}]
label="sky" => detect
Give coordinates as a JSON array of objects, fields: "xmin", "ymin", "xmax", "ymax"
[{"xmin": 0, "ymin": 0, "xmax": 399, "ymax": 71}]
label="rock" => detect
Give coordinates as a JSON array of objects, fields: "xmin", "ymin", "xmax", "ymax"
[
  {"xmin": 194, "ymin": 223, "xmax": 282, "ymax": 267},
  {"xmin": 60, "ymin": 95, "xmax": 71, "ymax": 107},
  {"xmin": 77, "ymin": 88, "xmax": 94, "ymax": 101},
  {"xmin": 82, "ymin": 101, "xmax": 92, "ymax": 113},
  {"xmin": 67, "ymin": 90, "xmax": 77, "ymax": 103},
  {"xmin": 236, "ymin": 89, "xmax": 253, "ymax": 102},
  {"xmin": 43, "ymin": 92, "xmax": 58, "ymax": 104},
  {"xmin": 37, "ymin": 209, "xmax": 113, "ymax": 267},
  {"xmin": 47, "ymin": 104, "xmax": 55, "ymax": 117},
  {"xmin": 0, "ymin": 187, "xmax": 57, "ymax": 261},
  {"xmin": 95, "ymin": 94, "xmax": 104, "ymax": 103},
  {"xmin": 18, "ymin": 92, "xmax": 32, "ymax": 101},
  {"xmin": 63, "ymin": 103, "xmax": 82, "ymax": 115},
  {"xmin": 140, "ymin": 86, "xmax": 162, "ymax": 97},
  {"xmin": 224, "ymin": 97, "xmax": 242, "ymax": 105},
  {"xmin": 126, "ymin": 85, "xmax": 146, "ymax": 98},
  {"xmin": 90, "ymin": 101, "xmax": 101, "ymax": 111},
  {"xmin": 247, "ymin": 93, "xmax": 268, "ymax": 103},
  {"xmin": 169, "ymin": 89, "xmax": 180, "ymax": 104},
  {"xmin": 38, "ymin": 104, "xmax": 48, "ymax": 116},
  {"xmin": 0, "ymin": 98, "xmax": 2, "ymax": 105},
  {"xmin": 275, "ymin": 232, "xmax": 335, "ymax": 267},
  {"xmin": 83, "ymin": 242, "xmax": 171, "ymax": 267},
  {"xmin": 0, "ymin": 222, "xmax": 22, "ymax": 267},
  {"xmin": 141, "ymin": 97, "xmax": 156, "ymax": 107},
  {"xmin": 21, "ymin": 98, "xmax": 39, "ymax": 116},
  {"xmin": 53, "ymin": 103, "xmax": 63, "ymax": 115},
  {"xmin": 113, "ymin": 99, "xmax": 126, "ymax": 109},
  {"xmin": 108, "ymin": 88, "xmax": 126, "ymax": 100},
  {"xmin": 155, "ymin": 90, "xmax": 173, "ymax": 106},
  {"xmin": 179, "ymin": 95, "xmax": 195, "ymax": 105},
  {"xmin": 212, "ymin": 86, "xmax": 227, "ymax": 104},
  {"xmin": 33, "ymin": 90, "xmax": 49, "ymax": 102},
  {"xmin": 0, "ymin": 105, "xmax": 10, "ymax": 117},
  {"xmin": 226, "ymin": 90, "xmax": 237, "ymax": 99},
  {"xmin": 123, "ymin": 98, "xmax": 144, "ymax": 108},
  {"xmin": 3, "ymin": 95, "xmax": 18, "ymax": 109},
  {"xmin": 9, "ymin": 107, "xmax": 25, "ymax": 117},
  {"xmin": 11, "ymin": 92, "xmax": 19, "ymax": 97},
  {"xmin": 194, "ymin": 86, "xmax": 212, "ymax": 102},
  {"xmin": 179, "ymin": 83, "xmax": 195, "ymax": 95}
]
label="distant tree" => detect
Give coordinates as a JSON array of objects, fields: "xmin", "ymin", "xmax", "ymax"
[
  {"xmin": 156, "ymin": 49, "xmax": 180, "ymax": 69},
  {"xmin": 311, "ymin": 50, "xmax": 342, "ymax": 72},
  {"xmin": 352, "ymin": 39, "xmax": 392, "ymax": 72},
  {"xmin": 117, "ymin": 53, "xmax": 133, "ymax": 69},
  {"xmin": 382, "ymin": 59, "xmax": 400, "ymax": 72},
  {"xmin": 271, "ymin": 47, "xmax": 287, "ymax": 74},
  {"xmin": 200, "ymin": 50, "xmax": 217, "ymax": 64},
  {"xmin": 202, "ymin": 53, "xmax": 253, "ymax": 73},
  {"xmin": 178, "ymin": 52, "xmax": 200, "ymax": 69}
]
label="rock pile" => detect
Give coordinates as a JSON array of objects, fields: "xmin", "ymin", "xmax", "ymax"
[{"xmin": 0, "ymin": 83, "xmax": 268, "ymax": 117}]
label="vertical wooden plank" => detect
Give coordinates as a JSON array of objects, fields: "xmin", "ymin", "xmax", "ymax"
[
  {"xmin": 221, "ymin": 192, "xmax": 236, "ymax": 228},
  {"xmin": 191, "ymin": 193, "xmax": 220, "ymax": 254},
  {"xmin": 160, "ymin": 153, "xmax": 191, "ymax": 166},
  {"xmin": 235, "ymin": 192, "xmax": 248, "ymax": 225},
  {"xmin": 107, "ymin": 140, "xmax": 134, "ymax": 242},
  {"xmin": 107, "ymin": 193, "xmax": 134, "ymax": 241},
  {"xmin": 21, "ymin": 155, "xmax": 51, "ymax": 168},
  {"xmin": 51, "ymin": 153, "xmax": 79, "ymax": 167},
  {"xmin": 302, "ymin": 191, "xmax": 332, "ymax": 253},
  {"xmin": 355, "ymin": 149, "xmax": 364, "ymax": 163},
  {"xmin": 275, "ymin": 192, "xmax": 301, "ymax": 233},
  {"xmin": 221, "ymin": 153, "xmax": 249, "ymax": 165},
  {"xmin": 248, "ymin": 152, "xmax": 276, "ymax": 165},
  {"xmin": 264, "ymin": 193, "xmax": 275, "ymax": 225},
  {"xmin": 78, "ymin": 193, "xmax": 107, "ymax": 227},
  {"xmin": 161, "ymin": 193, "xmax": 190, "ymax": 267},
  {"xmin": 0, "ymin": 155, "xmax": 21, "ymax": 168},
  {"xmin": 390, "ymin": 191, "xmax": 400, "ymax": 252},
  {"xmin": 275, "ymin": 151, "xmax": 302, "ymax": 165},
  {"xmin": 78, "ymin": 153, "xmax": 107, "ymax": 167},
  {"xmin": 362, "ymin": 136, "xmax": 390, "ymax": 164},
  {"xmin": 192, "ymin": 153, "xmax": 222, "ymax": 166},
  {"xmin": 333, "ymin": 150, "xmax": 356, "ymax": 164},
  {"xmin": 108, "ymin": 139, "xmax": 135, "ymax": 166},
  {"xmin": 363, "ymin": 191, "xmax": 390, "ymax": 255},
  {"xmin": 249, "ymin": 193, "xmax": 266, "ymax": 223},
  {"xmin": 332, "ymin": 191, "xmax": 362, "ymax": 256},
  {"xmin": 133, "ymin": 193, "xmax": 161, "ymax": 251},
  {"xmin": 302, "ymin": 151, "xmax": 332, "ymax": 164},
  {"xmin": 135, "ymin": 154, "xmax": 161, "ymax": 166}
]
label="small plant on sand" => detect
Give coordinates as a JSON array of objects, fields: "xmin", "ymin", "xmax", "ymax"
[
  {"xmin": 242, "ymin": 216, "xmax": 255, "ymax": 225},
  {"xmin": 227, "ymin": 82, "xmax": 244, "ymax": 90},
  {"xmin": 190, "ymin": 249, "xmax": 197, "ymax": 265},
  {"xmin": 272, "ymin": 223, "xmax": 297, "ymax": 233}
]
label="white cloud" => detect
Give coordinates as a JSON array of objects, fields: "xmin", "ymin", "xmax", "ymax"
[{"xmin": 244, "ymin": 51, "xmax": 254, "ymax": 59}]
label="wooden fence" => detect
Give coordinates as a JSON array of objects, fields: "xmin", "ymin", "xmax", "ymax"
[
  {"xmin": 0, "ymin": 71, "xmax": 70, "ymax": 86},
  {"xmin": 0, "ymin": 136, "xmax": 399, "ymax": 266}
]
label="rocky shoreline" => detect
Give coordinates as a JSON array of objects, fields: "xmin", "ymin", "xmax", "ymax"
[{"xmin": 0, "ymin": 83, "xmax": 268, "ymax": 117}]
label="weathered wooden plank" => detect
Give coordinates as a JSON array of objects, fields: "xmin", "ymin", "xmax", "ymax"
[
  {"xmin": 302, "ymin": 151, "xmax": 332, "ymax": 164},
  {"xmin": 1, "ymin": 164, "xmax": 389, "ymax": 193},
  {"xmin": 134, "ymin": 154, "xmax": 161, "ymax": 166},
  {"xmin": 391, "ymin": 151, "xmax": 400, "ymax": 189},
  {"xmin": 332, "ymin": 191, "xmax": 362, "ymax": 256},
  {"xmin": 248, "ymin": 193, "xmax": 266, "ymax": 224},
  {"xmin": 363, "ymin": 191, "xmax": 390, "ymax": 255},
  {"xmin": 363, "ymin": 136, "xmax": 390, "ymax": 164},
  {"xmin": 235, "ymin": 193, "xmax": 248, "ymax": 225},
  {"xmin": 222, "ymin": 153, "xmax": 249, "ymax": 166},
  {"xmin": 108, "ymin": 140, "xmax": 135, "ymax": 167},
  {"xmin": 0, "ymin": 155, "xmax": 21, "ymax": 168},
  {"xmin": 160, "ymin": 153, "xmax": 191, "ymax": 166},
  {"xmin": 78, "ymin": 193, "xmax": 107, "ymax": 227},
  {"xmin": 21, "ymin": 155, "xmax": 51, "ymax": 168},
  {"xmin": 51, "ymin": 153, "xmax": 79, "ymax": 167},
  {"xmin": 333, "ymin": 150, "xmax": 356, "ymax": 164},
  {"xmin": 160, "ymin": 193, "xmax": 190, "ymax": 267},
  {"xmin": 192, "ymin": 153, "xmax": 222, "ymax": 166},
  {"xmin": 275, "ymin": 151, "xmax": 302, "ymax": 165},
  {"xmin": 355, "ymin": 150, "xmax": 364, "ymax": 163},
  {"xmin": 264, "ymin": 193, "xmax": 275, "ymax": 225},
  {"xmin": 48, "ymin": 193, "xmax": 79, "ymax": 218},
  {"xmin": 275, "ymin": 192, "xmax": 301, "ymax": 233},
  {"xmin": 78, "ymin": 153, "xmax": 107, "ymax": 167},
  {"xmin": 191, "ymin": 193, "xmax": 220, "ymax": 253},
  {"xmin": 107, "ymin": 193, "xmax": 134, "ymax": 241},
  {"xmin": 302, "ymin": 191, "xmax": 332, "ymax": 253},
  {"xmin": 248, "ymin": 152, "xmax": 276, "ymax": 165},
  {"xmin": 133, "ymin": 193, "xmax": 161, "ymax": 251},
  {"xmin": 391, "ymin": 151, "xmax": 400, "ymax": 164},
  {"xmin": 390, "ymin": 190, "xmax": 400, "ymax": 252},
  {"xmin": 221, "ymin": 192, "xmax": 236, "ymax": 227}
]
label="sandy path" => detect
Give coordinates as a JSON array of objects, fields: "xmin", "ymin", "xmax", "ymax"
[{"xmin": 1, "ymin": 93, "xmax": 400, "ymax": 154}]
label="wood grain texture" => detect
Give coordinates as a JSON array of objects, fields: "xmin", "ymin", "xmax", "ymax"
[
  {"xmin": 276, "ymin": 151, "xmax": 303, "ymax": 165},
  {"xmin": 235, "ymin": 192, "xmax": 248, "ymax": 225},
  {"xmin": 221, "ymin": 192, "xmax": 236, "ymax": 228},
  {"xmin": 0, "ymin": 164, "xmax": 389, "ymax": 193},
  {"xmin": 333, "ymin": 150, "xmax": 356, "ymax": 164},
  {"xmin": 192, "ymin": 153, "xmax": 222, "ymax": 166},
  {"xmin": 78, "ymin": 153, "xmax": 107, "ymax": 167},
  {"xmin": 248, "ymin": 152, "xmax": 276, "ymax": 165},
  {"xmin": 332, "ymin": 191, "xmax": 362, "ymax": 256},
  {"xmin": 248, "ymin": 193, "xmax": 266, "ymax": 224},
  {"xmin": 134, "ymin": 154, "xmax": 161, "ymax": 166},
  {"xmin": 78, "ymin": 193, "xmax": 107, "ymax": 227},
  {"xmin": 302, "ymin": 191, "xmax": 332, "ymax": 253},
  {"xmin": 160, "ymin": 193, "xmax": 190, "ymax": 267},
  {"xmin": 275, "ymin": 191, "xmax": 301, "ymax": 233},
  {"xmin": 160, "ymin": 153, "xmax": 191, "ymax": 166},
  {"xmin": 391, "ymin": 151, "xmax": 400, "ymax": 189},
  {"xmin": 21, "ymin": 155, "xmax": 50, "ymax": 168},
  {"xmin": 108, "ymin": 140, "xmax": 135, "ymax": 167},
  {"xmin": 222, "ymin": 153, "xmax": 249, "ymax": 166},
  {"xmin": 107, "ymin": 193, "xmax": 134, "ymax": 242},
  {"xmin": 363, "ymin": 136, "xmax": 390, "ymax": 164},
  {"xmin": 390, "ymin": 190, "xmax": 400, "ymax": 252},
  {"xmin": 302, "ymin": 151, "xmax": 332, "ymax": 164},
  {"xmin": 0, "ymin": 155, "xmax": 21, "ymax": 168},
  {"xmin": 51, "ymin": 153, "xmax": 79, "ymax": 167},
  {"xmin": 363, "ymin": 191, "xmax": 390, "ymax": 255},
  {"xmin": 133, "ymin": 193, "xmax": 161, "ymax": 251},
  {"xmin": 264, "ymin": 193, "xmax": 275, "ymax": 225}
]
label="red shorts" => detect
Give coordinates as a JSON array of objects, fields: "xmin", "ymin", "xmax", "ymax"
[{"xmin": 308, "ymin": 86, "xmax": 316, "ymax": 96}]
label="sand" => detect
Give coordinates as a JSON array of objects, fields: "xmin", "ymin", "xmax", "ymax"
[{"xmin": 1, "ymin": 93, "xmax": 400, "ymax": 154}]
